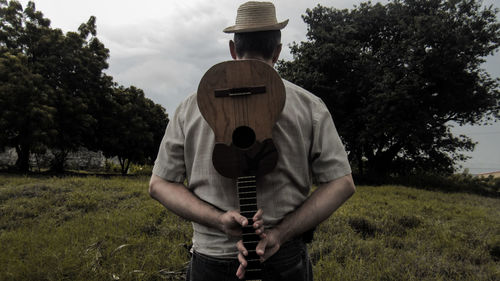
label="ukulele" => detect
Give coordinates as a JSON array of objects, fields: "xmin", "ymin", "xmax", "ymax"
[{"xmin": 197, "ymin": 60, "xmax": 286, "ymax": 280}]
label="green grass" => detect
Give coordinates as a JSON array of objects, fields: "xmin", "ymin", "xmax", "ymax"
[
  {"xmin": 0, "ymin": 175, "xmax": 190, "ymax": 281},
  {"xmin": 0, "ymin": 175, "xmax": 498, "ymax": 280}
]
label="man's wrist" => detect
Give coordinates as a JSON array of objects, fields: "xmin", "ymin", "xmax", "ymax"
[
  {"xmin": 213, "ymin": 210, "xmax": 226, "ymax": 233},
  {"xmin": 271, "ymin": 224, "xmax": 289, "ymax": 246}
]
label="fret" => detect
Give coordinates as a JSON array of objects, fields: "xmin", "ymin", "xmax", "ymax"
[
  {"xmin": 246, "ymin": 260, "xmax": 261, "ymax": 269},
  {"xmin": 241, "ymin": 205, "xmax": 258, "ymax": 212},
  {"xmin": 237, "ymin": 179, "xmax": 256, "ymax": 184},
  {"xmin": 239, "ymin": 195, "xmax": 257, "ymax": 200},
  {"xmin": 242, "ymin": 226, "xmax": 256, "ymax": 234},
  {"xmin": 238, "ymin": 188, "xmax": 256, "ymax": 192},
  {"xmin": 243, "ymin": 240, "xmax": 259, "ymax": 247},
  {"xmin": 240, "ymin": 196, "xmax": 257, "ymax": 202},
  {"xmin": 238, "ymin": 188, "xmax": 256, "ymax": 193},
  {"xmin": 238, "ymin": 185, "xmax": 256, "ymax": 189},
  {"xmin": 245, "ymin": 269, "xmax": 262, "ymax": 280},
  {"xmin": 238, "ymin": 186, "xmax": 255, "ymax": 191},
  {"xmin": 238, "ymin": 191, "xmax": 256, "ymax": 195},
  {"xmin": 240, "ymin": 203, "xmax": 257, "ymax": 207},
  {"xmin": 243, "ymin": 239, "xmax": 260, "ymax": 243},
  {"xmin": 238, "ymin": 175, "xmax": 256, "ymax": 180},
  {"xmin": 238, "ymin": 192, "xmax": 257, "ymax": 197},
  {"xmin": 238, "ymin": 180, "xmax": 256, "ymax": 183},
  {"xmin": 240, "ymin": 211, "xmax": 256, "ymax": 220},
  {"xmin": 238, "ymin": 180, "xmax": 256, "ymax": 184},
  {"xmin": 242, "ymin": 233, "xmax": 260, "ymax": 241},
  {"xmin": 238, "ymin": 190, "xmax": 256, "ymax": 194},
  {"xmin": 243, "ymin": 237, "xmax": 259, "ymax": 242},
  {"xmin": 245, "ymin": 251, "xmax": 261, "ymax": 261}
]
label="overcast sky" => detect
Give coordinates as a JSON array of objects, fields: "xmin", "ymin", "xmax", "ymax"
[{"xmin": 17, "ymin": 0, "xmax": 500, "ymax": 174}]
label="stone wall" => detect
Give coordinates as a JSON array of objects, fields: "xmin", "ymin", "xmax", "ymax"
[
  {"xmin": 0, "ymin": 148, "xmax": 17, "ymax": 167},
  {"xmin": 0, "ymin": 147, "xmax": 107, "ymax": 170}
]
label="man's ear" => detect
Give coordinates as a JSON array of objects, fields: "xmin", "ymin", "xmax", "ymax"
[
  {"xmin": 229, "ymin": 40, "xmax": 237, "ymax": 60},
  {"xmin": 272, "ymin": 44, "xmax": 282, "ymax": 64}
]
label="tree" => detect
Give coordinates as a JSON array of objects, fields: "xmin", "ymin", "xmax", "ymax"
[
  {"xmin": 43, "ymin": 16, "xmax": 111, "ymax": 172},
  {"xmin": 277, "ymin": 0, "xmax": 500, "ymax": 180},
  {"xmin": 0, "ymin": 0, "xmax": 55, "ymax": 171},
  {"xmin": 0, "ymin": 51, "xmax": 54, "ymax": 171},
  {"xmin": 100, "ymin": 86, "xmax": 168, "ymax": 175},
  {"xmin": 0, "ymin": 0, "xmax": 112, "ymax": 172}
]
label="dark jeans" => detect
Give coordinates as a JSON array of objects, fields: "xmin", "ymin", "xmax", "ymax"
[{"xmin": 186, "ymin": 239, "xmax": 313, "ymax": 281}]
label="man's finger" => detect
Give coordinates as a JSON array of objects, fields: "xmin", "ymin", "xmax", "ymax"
[
  {"xmin": 256, "ymin": 225, "xmax": 265, "ymax": 235},
  {"xmin": 233, "ymin": 212, "xmax": 248, "ymax": 227},
  {"xmin": 236, "ymin": 240, "xmax": 248, "ymax": 256},
  {"xmin": 253, "ymin": 220, "xmax": 264, "ymax": 235},
  {"xmin": 256, "ymin": 237, "xmax": 268, "ymax": 256},
  {"xmin": 237, "ymin": 252, "xmax": 247, "ymax": 267},
  {"xmin": 253, "ymin": 219, "xmax": 263, "ymax": 229},
  {"xmin": 236, "ymin": 263, "xmax": 246, "ymax": 280},
  {"xmin": 253, "ymin": 209, "xmax": 263, "ymax": 220}
]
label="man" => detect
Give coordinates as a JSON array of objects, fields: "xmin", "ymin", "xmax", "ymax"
[{"xmin": 149, "ymin": 2, "xmax": 355, "ymax": 280}]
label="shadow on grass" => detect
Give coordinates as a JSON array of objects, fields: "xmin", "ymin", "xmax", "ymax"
[
  {"xmin": 353, "ymin": 173, "xmax": 500, "ymax": 198},
  {"xmin": 0, "ymin": 168, "xmax": 147, "ymax": 178}
]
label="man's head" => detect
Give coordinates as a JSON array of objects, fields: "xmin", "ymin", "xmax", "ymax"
[
  {"xmin": 230, "ymin": 30, "xmax": 282, "ymax": 63},
  {"xmin": 224, "ymin": 1, "xmax": 288, "ymax": 65}
]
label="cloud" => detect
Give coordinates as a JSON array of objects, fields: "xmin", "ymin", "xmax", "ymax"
[
  {"xmin": 15, "ymin": 0, "xmax": 500, "ymax": 172},
  {"xmin": 95, "ymin": 1, "xmax": 234, "ymax": 113},
  {"xmin": 16, "ymin": 0, "xmax": 397, "ymax": 111},
  {"xmin": 17, "ymin": 0, "xmax": 500, "ymax": 111}
]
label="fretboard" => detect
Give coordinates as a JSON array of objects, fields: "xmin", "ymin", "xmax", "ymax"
[{"xmin": 237, "ymin": 175, "xmax": 262, "ymax": 280}]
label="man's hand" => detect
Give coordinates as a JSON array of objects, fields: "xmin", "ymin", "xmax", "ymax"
[
  {"xmin": 219, "ymin": 209, "xmax": 264, "ymax": 237},
  {"xmin": 234, "ymin": 174, "xmax": 356, "ymax": 279},
  {"xmin": 235, "ymin": 228, "xmax": 281, "ymax": 279}
]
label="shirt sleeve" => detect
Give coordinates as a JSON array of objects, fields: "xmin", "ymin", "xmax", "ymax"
[
  {"xmin": 152, "ymin": 104, "xmax": 187, "ymax": 183},
  {"xmin": 310, "ymin": 100, "xmax": 352, "ymax": 183}
]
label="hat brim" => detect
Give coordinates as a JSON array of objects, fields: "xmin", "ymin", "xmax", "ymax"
[{"xmin": 223, "ymin": 19, "xmax": 289, "ymax": 33}]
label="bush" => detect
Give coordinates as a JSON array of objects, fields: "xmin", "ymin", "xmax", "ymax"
[
  {"xmin": 128, "ymin": 164, "xmax": 153, "ymax": 176},
  {"xmin": 104, "ymin": 160, "xmax": 121, "ymax": 173}
]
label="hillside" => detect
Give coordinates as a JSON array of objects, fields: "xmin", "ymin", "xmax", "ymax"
[{"xmin": 0, "ymin": 175, "xmax": 498, "ymax": 280}]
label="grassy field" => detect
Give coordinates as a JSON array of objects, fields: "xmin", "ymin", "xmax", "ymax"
[{"xmin": 0, "ymin": 175, "xmax": 498, "ymax": 281}]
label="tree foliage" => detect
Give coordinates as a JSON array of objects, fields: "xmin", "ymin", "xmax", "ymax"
[
  {"xmin": 43, "ymin": 17, "xmax": 112, "ymax": 172},
  {"xmin": 0, "ymin": 0, "xmax": 55, "ymax": 171},
  {"xmin": 277, "ymin": 0, "xmax": 500, "ymax": 179},
  {"xmin": 0, "ymin": 51, "xmax": 54, "ymax": 171},
  {"xmin": 0, "ymin": 0, "xmax": 168, "ymax": 173},
  {"xmin": 100, "ymin": 86, "xmax": 168, "ymax": 175}
]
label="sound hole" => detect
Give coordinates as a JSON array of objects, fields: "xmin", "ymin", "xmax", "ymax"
[{"xmin": 232, "ymin": 126, "xmax": 256, "ymax": 149}]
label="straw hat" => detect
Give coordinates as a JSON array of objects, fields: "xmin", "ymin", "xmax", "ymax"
[{"xmin": 223, "ymin": 1, "xmax": 289, "ymax": 33}]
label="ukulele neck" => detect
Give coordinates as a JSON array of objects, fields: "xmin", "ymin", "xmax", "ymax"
[
  {"xmin": 238, "ymin": 175, "xmax": 258, "ymax": 219},
  {"xmin": 237, "ymin": 175, "xmax": 262, "ymax": 280}
]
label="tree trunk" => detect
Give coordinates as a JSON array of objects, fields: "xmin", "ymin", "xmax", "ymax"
[
  {"xmin": 356, "ymin": 150, "xmax": 364, "ymax": 177},
  {"xmin": 50, "ymin": 150, "xmax": 68, "ymax": 173},
  {"xmin": 15, "ymin": 144, "xmax": 30, "ymax": 173},
  {"xmin": 118, "ymin": 157, "xmax": 130, "ymax": 175},
  {"xmin": 366, "ymin": 143, "xmax": 403, "ymax": 183},
  {"xmin": 123, "ymin": 159, "xmax": 131, "ymax": 176},
  {"xmin": 366, "ymin": 158, "xmax": 391, "ymax": 184}
]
